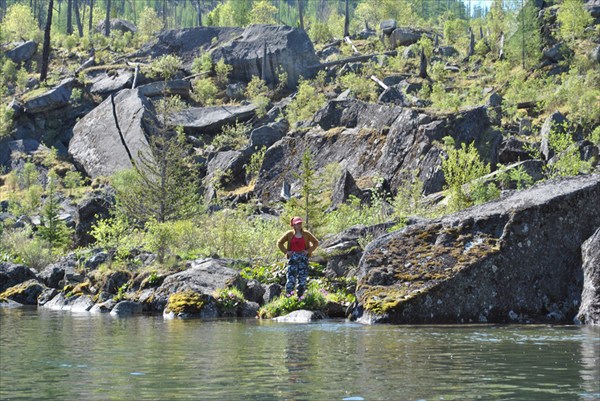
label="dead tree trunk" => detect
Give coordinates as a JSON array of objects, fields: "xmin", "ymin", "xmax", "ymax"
[
  {"xmin": 67, "ymin": 0, "xmax": 73, "ymax": 35},
  {"xmin": 40, "ymin": 0, "xmax": 54, "ymax": 82},
  {"xmin": 343, "ymin": 0, "xmax": 350, "ymax": 37},
  {"xmin": 89, "ymin": 0, "xmax": 94, "ymax": 34},
  {"xmin": 74, "ymin": 0, "xmax": 83, "ymax": 37},
  {"xmin": 104, "ymin": 0, "xmax": 111, "ymax": 37},
  {"xmin": 419, "ymin": 48, "xmax": 428, "ymax": 79}
]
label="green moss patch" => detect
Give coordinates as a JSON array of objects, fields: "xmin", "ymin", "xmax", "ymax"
[
  {"xmin": 360, "ymin": 222, "xmax": 501, "ymax": 313},
  {"xmin": 165, "ymin": 291, "xmax": 205, "ymax": 314}
]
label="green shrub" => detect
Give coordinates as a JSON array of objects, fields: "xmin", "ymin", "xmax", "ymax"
[
  {"xmin": 214, "ymin": 59, "xmax": 232, "ymax": 87},
  {"xmin": 286, "ymin": 79, "xmax": 327, "ymax": 126},
  {"xmin": 2, "ymin": 59, "xmax": 17, "ymax": 85},
  {"xmin": 214, "ymin": 287, "xmax": 246, "ymax": 315},
  {"xmin": 441, "ymin": 137, "xmax": 493, "ymax": 212},
  {"xmin": 245, "ymin": 76, "xmax": 270, "ymax": 117},
  {"xmin": 90, "ymin": 216, "xmax": 137, "ymax": 261},
  {"xmin": 257, "ymin": 285, "xmax": 326, "ymax": 318},
  {"xmin": 192, "ymin": 54, "xmax": 213, "ymax": 75},
  {"xmin": 212, "ymin": 121, "xmax": 250, "ymax": 150},
  {"xmin": 136, "ymin": 7, "xmax": 164, "ymax": 44},
  {"xmin": 245, "ymin": 146, "xmax": 266, "ymax": 185},
  {"xmin": 0, "ymin": 228, "xmax": 55, "ymax": 271},
  {"xmin": 308, "ymin": 21, "xmax": 334, "ymax": 44},
  {"xmin": 2, "ymin": 4, "xmax": 41, "ymax": 43},
  {"xmin": 240, "ymin": 261, "xmax": 285, "ymax": 285},
  {"xmin": 146, "ymin": 55, "xmax": 183, "ymax": 80},
  {"xmin": 557, "ymin": 0, "xmax": 594, "ymax": 43},
  {"xmin": 0, "ymin": 104, "xmax": 14, "ymax": 139},
  {"xmin": 338, "ymin": 72, "xmax": 377, "ymax": 102},
  {"xmin": 545, "ymin": 126, "xmax": 593, "ymax": 178},
  {"xmin": 192, "ymin": 78, "xmax": 218, "ymax": 105}
]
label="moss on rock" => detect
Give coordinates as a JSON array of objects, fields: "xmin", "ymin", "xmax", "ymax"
[
  {"xmin": 165, "ymin": 291, "xmax": 206, "ymax": 314},
  {"xmin": 360, "ymin": 222, "xmax": 501, "ymax": 314}
]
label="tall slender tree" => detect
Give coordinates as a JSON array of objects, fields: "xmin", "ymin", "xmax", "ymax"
[
  {"xmin": 67, "ymin": 0, "xmax": 73, "ymax": 34},
  {"xmin": 88, "ymin": 0, "xmax": 94, "ymax": 34},
  {"xmin": 40, "ymin": 0, "xmax": 54, "ymax": 82},
  {"xmin": 104, "ymin": 0, "xmax": 111, "ymax": 36},
  {"xmin": 74, "ymin": 0, "xmax": 83, "ymax": 36},
  {"xmin": 344, "ymin": 0, "xmax": 350, "ymax": 37}
]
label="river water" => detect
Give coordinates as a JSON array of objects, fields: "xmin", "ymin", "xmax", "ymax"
[{"xmin": 1, "ymin": 307, "xmax": 599, "ymax": 401}]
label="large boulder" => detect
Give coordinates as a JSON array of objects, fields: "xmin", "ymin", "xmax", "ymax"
[
  {"xmin": 170, "ymin": 104, "xmax": 256, "ymax": 136},
  {"xmin": 389, "ymin": 28, "xmax": 428, "ymax": 48},
  {"xmin": 576, "ymin": 228, "xmax": 600, "ymax": 325},
  {"xmin": 23, "ymin": 78, "xmax": 74, "ymax": 114},
  {"xmin": 144, "ymin": 258, "xmax": 246, "ymax": 311},
  {"xmin": 254, "ymin": 100, "xmax": 500, "ymax": 202},
  {"xmin": 96, "ymin": 19, "xmax": 137, "ymax": 34},
  {"xmin": 210, "ymin": 25, "xmax": 320, "ymax": 87},
  {"xmin": 74, "ymin": 189, "xmax": 115, "ymax": 247},
  {"xmin": 0, "ymin": 279, "xmax": 46, "ymax": 305},
  {"xmin": 0, "ymin": 263, "xmax": 38, "ymax": 292},
  {"xmin": 5, "ymin": 41, "xmax": 38, "ymax": 65},
  {"xmin": 354, "ymin": 174, "xmax": 600, "ymax": 324},
  {"xmin": 0, "ymin": 139, "xmax": 46, "ymax": 170},
  {"xmin": 140, "ymin": 26, "xmax": 243, "ymax": 70},
  {"xmin": 69, "ymin": 88, "xmax": 155, "ymax": 178},
  {"xmin": 89, "ymin": 70, "xmax": 133, "ymax": 96}
]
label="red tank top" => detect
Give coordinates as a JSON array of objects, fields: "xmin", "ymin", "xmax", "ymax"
[{"xmin": 290, "ymin": 235, "xmax": 306, "ymax": 252}]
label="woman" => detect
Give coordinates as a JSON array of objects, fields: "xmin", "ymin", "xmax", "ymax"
[{"xmin": 277, "ymin": 216, "xmax": 319, "ymax": 297}]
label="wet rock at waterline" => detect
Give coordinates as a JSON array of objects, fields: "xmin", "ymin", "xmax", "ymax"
[
  {"xmin": 354, "ymin": 174, "xmax": 600, "ymax": 324},
  {"xmin": 576, "ymin": 227, "xmax": 600, "ymax": 326}
]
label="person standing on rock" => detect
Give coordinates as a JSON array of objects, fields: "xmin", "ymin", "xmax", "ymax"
[{"xmin": 277, "ymin": 216, "xmax": 319, "ymax": 298}]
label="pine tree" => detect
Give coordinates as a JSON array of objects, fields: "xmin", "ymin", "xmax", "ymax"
[
  {"xmin": 38, "ymin": 171, "xmax": 72, "ymax": 250},
  {"xmin": 113, "ymin": 96, "xmax": 201, "ymax": 225}
]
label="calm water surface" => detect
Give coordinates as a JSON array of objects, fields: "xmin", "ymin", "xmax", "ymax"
[{"xmin": 1, "ymin": 307, "xmax": 599, "ymax": 401}]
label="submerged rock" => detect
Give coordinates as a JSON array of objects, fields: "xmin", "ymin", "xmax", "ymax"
[{"xmin": 355, "ymin": 174, "xmax": 600, "ymax": 324}]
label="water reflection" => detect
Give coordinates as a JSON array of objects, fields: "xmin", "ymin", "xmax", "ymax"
[{"xmin": 1, "ymin": 308, "xmax": 599, "ymax": 401}]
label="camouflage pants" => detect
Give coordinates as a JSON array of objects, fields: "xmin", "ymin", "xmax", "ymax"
[{"xmin": 285, "ymin": 253, "xmax": 309, "ymax": 296}]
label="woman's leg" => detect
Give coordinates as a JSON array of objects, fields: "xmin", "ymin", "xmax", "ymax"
[
  {"xmin": 285, "ymin": 256, "xmax": 299, "ymax": 295},
  {"xmin": 296, "ymin": 255, "xmax": 309, "ymax": 297}
]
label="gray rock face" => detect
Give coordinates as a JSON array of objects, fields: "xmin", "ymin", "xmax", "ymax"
[
  {"xmin": 389, "ymin": 28, "xmax": 426, "ymax": 48},
  {"xmin": 355, "ymin": 174, "xmax": 600, "ymax": 324},
  {"xmin": 6, "ymin": 41, "xmax": 37, "ymax": 64},
  {"xmin": 249, "ymin": 121, "xmax": 287, "ymax": 149},
  {"xmin": 211, "ymin": 25, "xmax": 320, "ymax": 87},
  {"xmin": 110, "ymin": 301, "xmax": 143, "ymax": 316},
  {"xmin": 74, "ymin": 189, "xmax": 115, "ymax": 247},
  {"xmin": 136, "ymin": 79, "xmax": 191, "ymax": 98},
  {"xmin": 577, "ymin": 228, "xmax": 600, "ymax": 325},
  {"xmin": 97, "ymin": 19, "xmax": 137, "ymax": 34},
  {"xmin": 205, "ymin": 150, "xmax": 248, "ymax": 189},
  {"xmin": 170, "ymin": 104, "xmax": 256, "ymax": 136},
  {"xmin": 141, "ymin": 26, "xmax": 243, "ymax": 70},
  {"xmin": 1, "ymin": 279, "xmax": 46, "ymax": 305},
  {"xmin": 380, "ymin": 20, "xmax": 397, "ymax": 36},
  {"xmin": 89, "ymin": 70, "xmax": 133, "ymax": 96},
  {"xmin": 23, "ymin": 78, "xmax": 74, "ymax": 114},
  {"xmin": 148, "ymin": 258, "xmax": 245, "ymax": 311},
  {"xmin": 0, "ymin": 263, "xmax": 38, "ymax": 292},
  {"xmin": 0, "ymin": 139, "xmax": 45, "ymax": 170},
  {"xmin": 69, "ymin": 88, "xmax": 154, "ymax": 178},
  {"xmin": 255, "ymin": 100, "xmax": 498, "ymax": 202}
]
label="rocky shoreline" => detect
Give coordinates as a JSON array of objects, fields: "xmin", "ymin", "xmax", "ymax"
[{"xmin": 2, "ymin": 174, "xmax": 599, "ymax": 325}]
